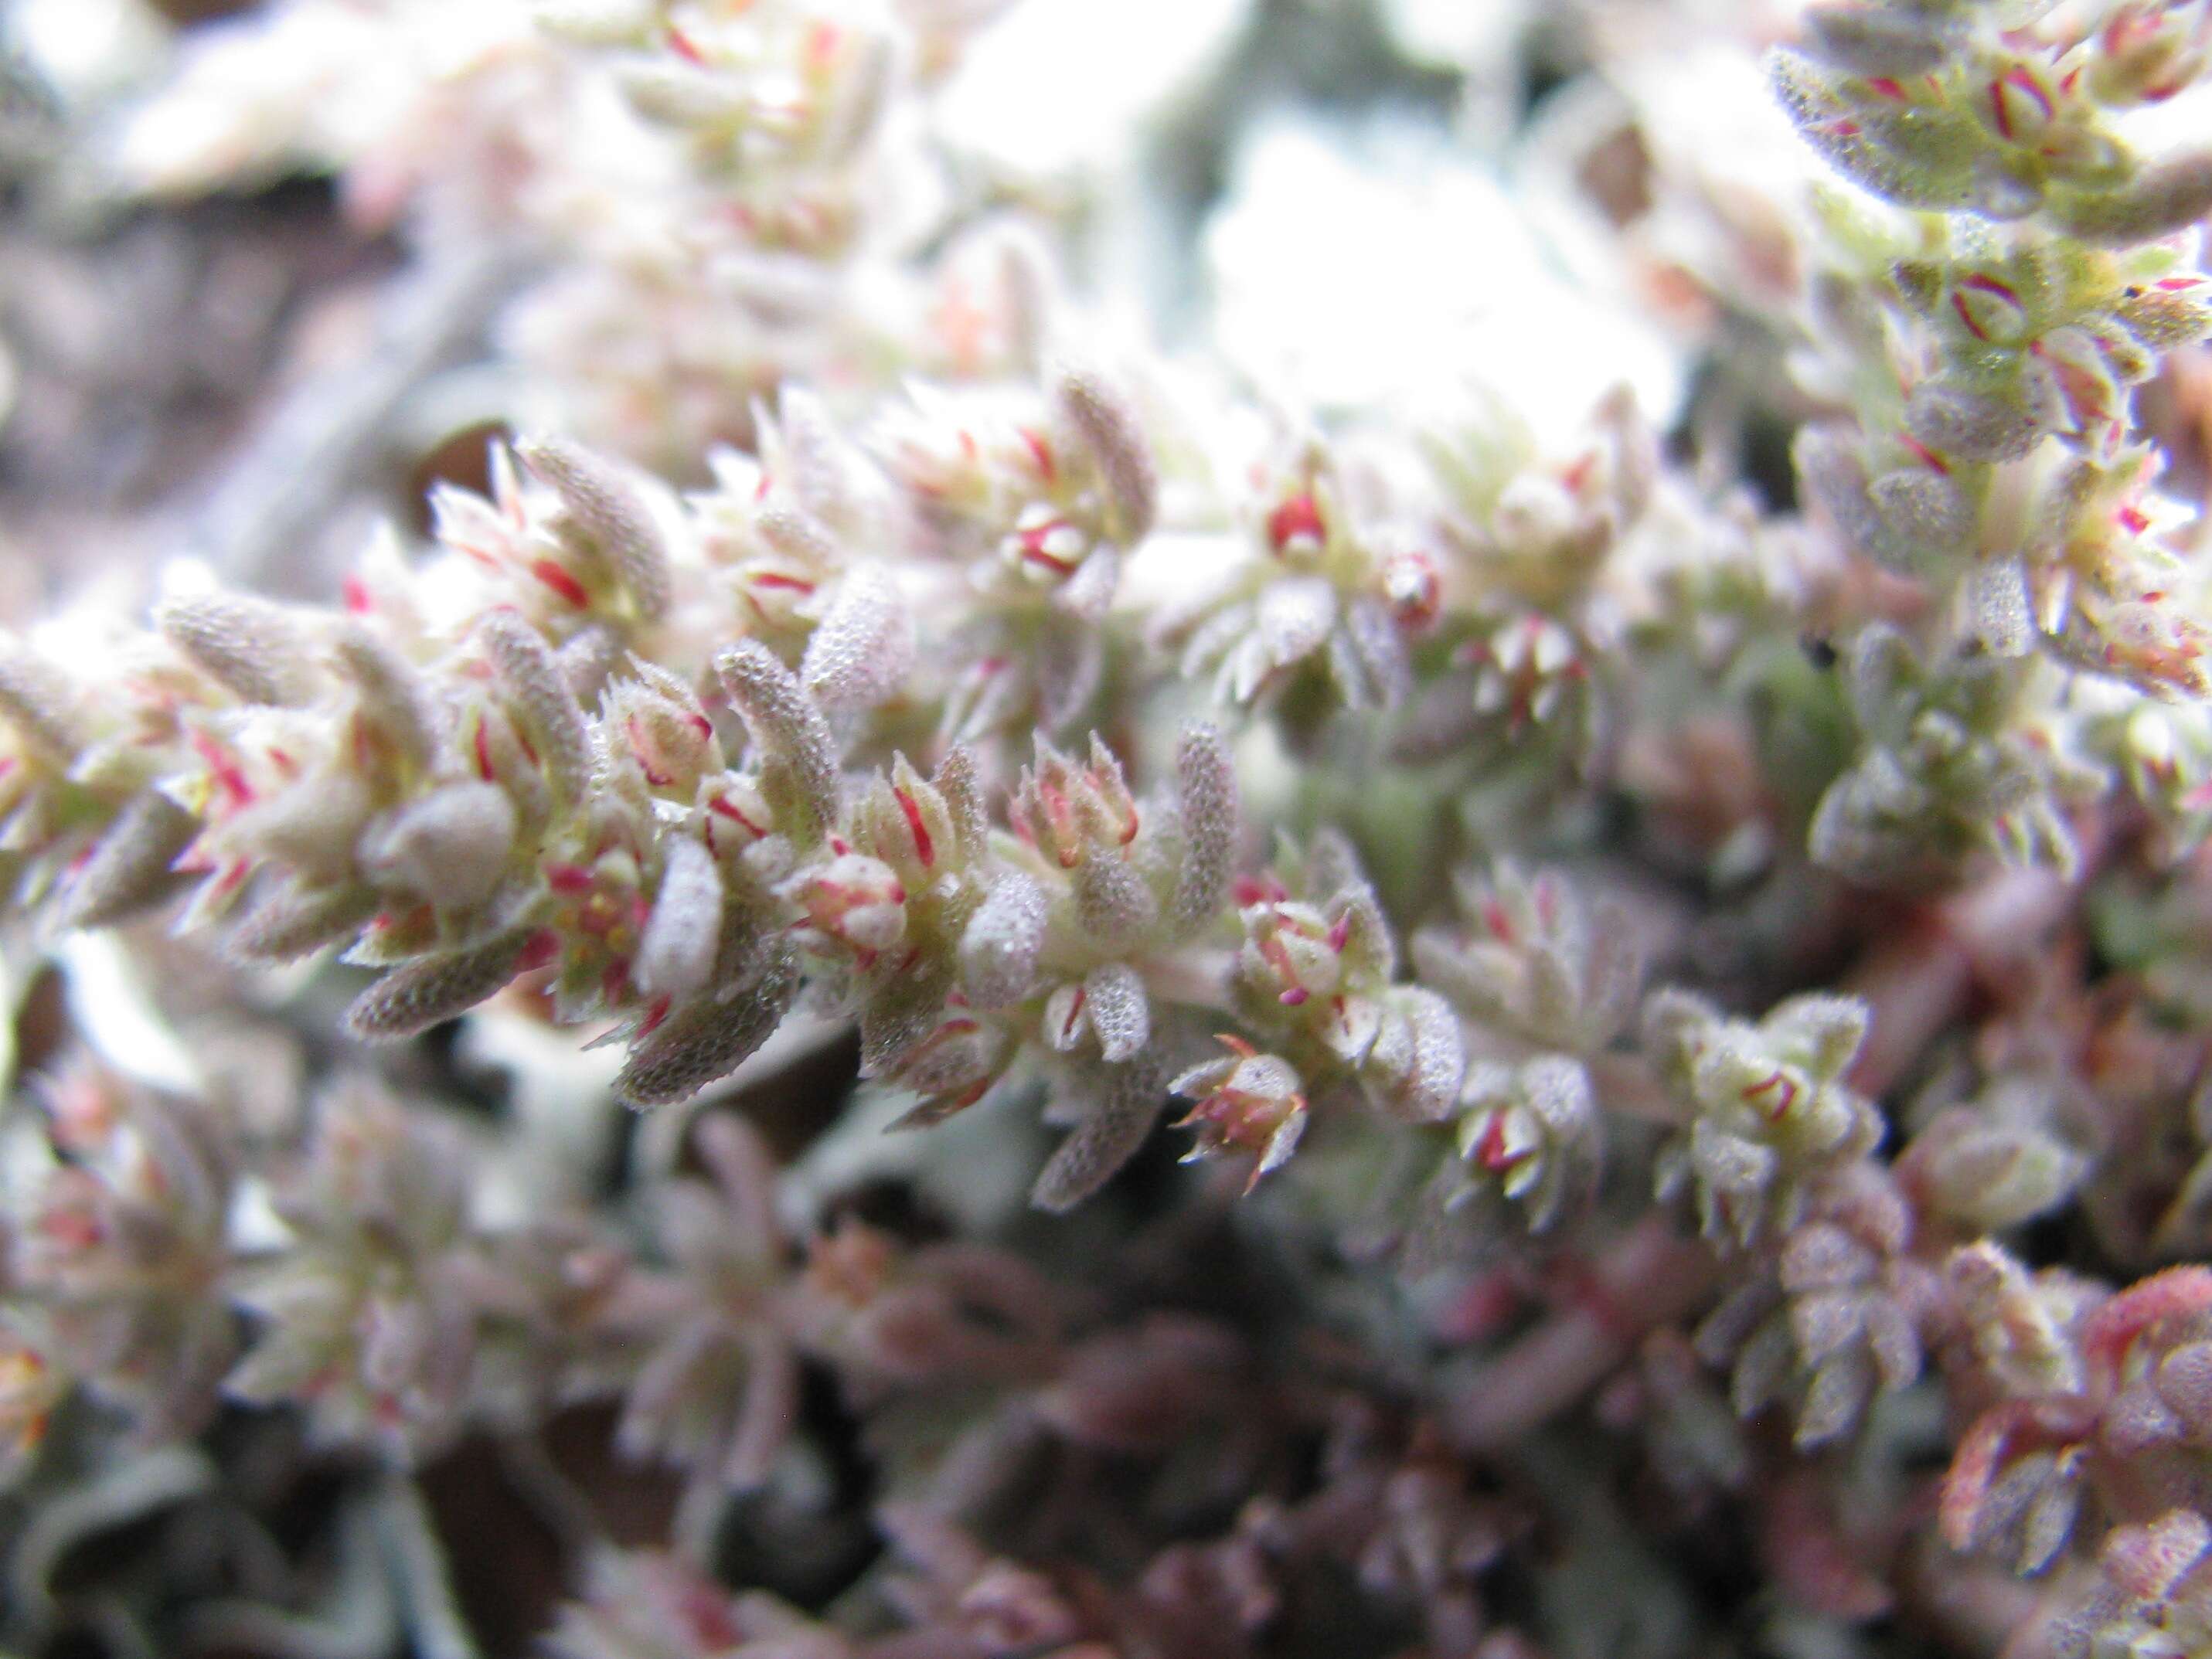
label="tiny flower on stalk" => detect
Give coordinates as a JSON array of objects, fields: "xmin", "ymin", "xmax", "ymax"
[{"xmin": 1170, "ymin": 1037, "xmax": 1309, "ymax": 1191}]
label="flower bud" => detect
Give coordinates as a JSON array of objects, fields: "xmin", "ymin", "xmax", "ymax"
[
  {"xmin": 789, "ymin": 850, "xmax": 907, "ymax": 960},
  {"xmin": 1977, "ymin": 64, "xmax": 2057, "ymax": 149},
  {"xmin": 609, "ymin": 661, "xmax": 718, "ymax": 794},
  {"xmin": 2090, "ymin": 5, "xmax": 2210, "ymax": 107},
  {"xmin": 1011, "ymin": 735, "xmax": 1140, "ymax": 869},
  {"xmin": 852, "ymin": 753, "xmax": 958, "ymax": 882},
  {"xmin": 1945, "ymin": 270, "xmax": 2032, "ymax": 346},
  {"xmin": 1454, "ymin": 1056, "xmax": 1598, "ymax": 1232}
]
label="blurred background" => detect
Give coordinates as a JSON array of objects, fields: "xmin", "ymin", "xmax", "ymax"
[{"xmin": 0, "ymin": 0, "xmax": 1846, "ymax": 621}]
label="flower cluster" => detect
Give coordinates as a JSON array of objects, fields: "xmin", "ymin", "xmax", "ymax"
[{"xmin": 9, "ymin": 0, "xmax": 2212, "ymax": 1654}]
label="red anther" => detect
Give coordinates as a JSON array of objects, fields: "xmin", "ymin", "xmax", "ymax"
[
  {"xmin": 1897, "ymin": 433, "xmax": 1952, "ymax": 474},
  {"xmin": 638, "ymin": 994, "xmax": 672, "ymax": 1037},
  {"xmin": 1954, "ymin": 272, "xmax": 2023, "ymax": 340},
  {"xmin": 1989, "ymin": 66, "xmax": 2054, "ymax": 141},
  {"xmin": 1326, "ymin": 914, "xmax": 1351, "ymax": 952},
  {"xmin": 1234, "ymin": 875, "xmax": 1289, "ymax": 906},
  {"xmin": 1267, "ymin": 491, "xmax": 1326, "ymax": 553},
  {"xmin": 342, "ymin": 574, "xmax": 374, "ymax": 614},
  {"xmin": 1038, "ymin": 779, "xmax": 1077, "ymax": 858},
  {"xmin": 546, "ymin": 863, "xmax": 595, "ymax": 896},
  {"xmin": 189, "ymin": 729, "xmax": 255, "ymax": 808},
  {"xmin": 1060, "ymin": 986, "xmax": 1087, "ymax": 1041},
  {"xmin": 1866, "ymin": 76, "xmax": 1906, "ymax": 99},
  {"xmin": 626, "ymin": 718, "xmax": 673, "ymax": 787},
  {"xmin": 1482, "ymin": 897, "xmax": 1516, "ymax": 943},
  {"xmin": 747, "ymin": 571, "xmax": 817, "ymax": 593},
  {"xmin": 1741, "ymin": 1069, "xmax": 1799, "ymax": 1120},
  {"xmin": 1017, "ymin": 426, "xmax": 1056, "ymax": 481},
  {"xmin": 528, "ymin": 559, "xmax": 591, "ymax": 610},
  {"xmin": 666, "ymin": 26, "xmax": 706, "ymax": 65},
  {"xmin": 1473, "ymin": 1113, "xmax": 1518, "ymax": 1172},
  {"xmin": 709, "ymin": 793, "xmax": 767, "ymax": 838},
  {"xmin": 893, "ymin": 785, "xmax": 934, "ymax": 867},
  {"xmin": 518, "ymin": 930, "xmax": 560, "ymax": 971},
  {"xmin": 1016, "ymin": 519, "xmax": 1078, "ymax": 575},
  {"xmin": 473, "ymin": 719, "xmax": 496, "ymax": 780},
  {"xmin": 2119, "ymin": 505, "xmax": 2152, "ymax": 535}
]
